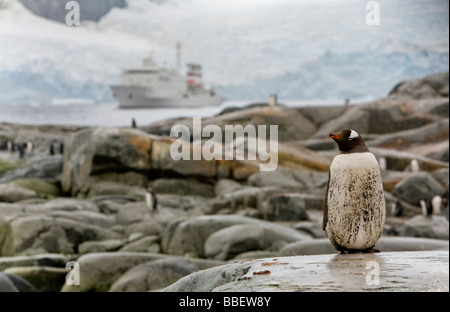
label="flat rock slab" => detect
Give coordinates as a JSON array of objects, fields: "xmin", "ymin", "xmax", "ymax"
[{"xmin": 163, "ymin": 251, "xmax": 449, "ymax": 292}]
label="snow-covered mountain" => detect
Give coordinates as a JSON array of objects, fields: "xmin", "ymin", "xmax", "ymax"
[{"xmin": 0, "ymin": 0, "xmax": 448, "ymax": 105}]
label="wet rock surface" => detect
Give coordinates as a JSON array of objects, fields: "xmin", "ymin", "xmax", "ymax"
[{"xmin": 164, "ymin": 251, "xmax": 449, "ymax": 292}]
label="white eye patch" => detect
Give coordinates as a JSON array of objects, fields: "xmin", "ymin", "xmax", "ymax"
[{"xmin": 348, "ymin": 129, "xmax": 359, "ymax": 140}]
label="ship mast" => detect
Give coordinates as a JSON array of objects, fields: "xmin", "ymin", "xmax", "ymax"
[{"xmin": 176, "ymin": 41, "xmax": 182, "ymax": 74}]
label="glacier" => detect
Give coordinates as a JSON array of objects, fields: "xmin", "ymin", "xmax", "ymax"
[{"xmin": 0, "ymin": 0, "xmax": 448, "ymax": 106}]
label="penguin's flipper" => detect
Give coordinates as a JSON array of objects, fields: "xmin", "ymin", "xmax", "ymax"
[{"xmin": 322, "ymin": 171, "xmax": 330, "ymax": 231}]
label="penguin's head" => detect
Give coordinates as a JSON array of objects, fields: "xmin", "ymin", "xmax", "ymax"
[{"xmin": 329, "ymin": 129, "xmax": 369, "ymax": 153}]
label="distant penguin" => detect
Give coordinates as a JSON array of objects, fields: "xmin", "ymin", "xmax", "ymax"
[
  {"xmin": 378, "ymin": 157, "xmax": 387, "ymax": 171},
  {"xmin": 17, "ymin": 144, "xmax": 25, "ymax": 158},
  {"xmin": 410, "ymin": 159, "xmax": 420, "ymax": 172},
  {"xmin": 7, "ymin": 140, "xmax": 14, "ymax": 153},
  {"xmin": 49, "ymin": 144, "xmax": 55, "ymax": 155},
  {"xmin": 420, "ymin": 198, "xmax": 433, "ymax": 217},
  {"xmin": 26, "ymin": 141, "xmax": 33, "ymax": 153},
  {"xmin": 420, "ymin": 199, "xmax": 428, "ymax": 217},
  {"xmin": 323, "ymin": 129, "xmax": 386, "ymax": 253},
  {"xmin": 145, "ymin": 187, "xmax": 158, "ymax": 213},
  {"xmin": 131, "ymin": 118, "xmax": 137, "ymax": 129},
  {"xmin": 431, "ymin": 195, "xmax": 442, "ymax": 215},
  {"xmin": 394, "ymin": 200, "xmax": 403, "ymax": 217},
  {"xmin": 59, "ymin": 142, "xmax": 64, "ymax": 154},
  {"xmin": 390, "ymin": 202, "xmax": 396, "ymax": 216}
]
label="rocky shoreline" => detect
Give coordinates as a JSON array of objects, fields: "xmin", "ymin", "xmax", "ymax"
[{"xmin": 0, "ymin": 71, "xmax": 448, "ymax": 292}]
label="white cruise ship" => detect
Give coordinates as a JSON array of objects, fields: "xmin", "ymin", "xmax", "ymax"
[{"xmin": 110, "ymin": 50, "xmax": 225, "ymax": 109}]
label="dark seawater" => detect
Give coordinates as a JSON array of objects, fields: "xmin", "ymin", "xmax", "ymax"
[{"xmin": 0, "ymin": 98, "xmax": 369, "ymax": 127}]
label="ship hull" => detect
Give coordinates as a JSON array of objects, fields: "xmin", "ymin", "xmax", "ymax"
[{"xmin": 111, "ymin": 85, "xmax": 224, "ymax": 109}]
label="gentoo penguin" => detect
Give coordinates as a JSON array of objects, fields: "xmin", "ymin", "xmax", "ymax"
[
  {"xmin": 431, "ymin": 195, "xmax": 443, "ymax": 215},
  {"xmin": 394, "ymin": 200, "xmax": 403, "ymax": 217},
  {"xmin": 420, "ymin": 199, "xmax": 428, "ymax": 217},
  {"xmin": 410, "ymin": 159, "xmax": 420, "ymax": 172},
  {"xmin": 145, "ymin": 187, "xmax": 158, "ymax": 213},
  {"xmin": 18, "ymin": 144, "xmax": 25, "ymax": 158},
  {"xmin": 390, "ymin": 200, "xmax": 403, "ymax": 217},
  {"xmin": 419, "ymin": 198, "xmax": 433, "ymax": 217},
  {"xmin": 26, "ymin": 141, "xmax": 34, "ymax": 154},
  {"xmin": 323, "ymin": 129, "xmax": 386, "ymax": 253},
  {"xmin": 7, "ymin": 140, "xmax": 14, "ymax": 153},
  {"xmin": 378, "ymin": 157, "xmax": 387, "ymax": 171}
]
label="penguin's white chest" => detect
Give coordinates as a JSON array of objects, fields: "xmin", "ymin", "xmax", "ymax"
[{"xmin": 326, "ymin": 152, "xmax": 386, "ymax": 250}]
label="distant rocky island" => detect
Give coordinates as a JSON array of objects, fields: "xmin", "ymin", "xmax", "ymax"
[{"xmin": 0, "ymin": 71, "xmax": 448, "ymax": 292}]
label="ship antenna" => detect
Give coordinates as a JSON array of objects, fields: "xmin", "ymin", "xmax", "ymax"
[{"xmin": 176, "ymin": 41, "xmax": 182, "ymax": 73}]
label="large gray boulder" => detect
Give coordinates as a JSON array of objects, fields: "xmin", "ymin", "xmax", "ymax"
[
  {"xmin": 0, "ymin": 155, "xmax": 63, "ymax": 184},
  {"xmin": 367, "ymin": 119, "xmax": 449, "ymax": 148},
  {"xmin": 78, "ymin": 239, "xmax": 125, "ymax": 254},
  {"xmin": 388, "ymin": 71, "xmax": 449, "ymax": 99},
  {"xmin": 118, "ymin": 235, "xmax": 161, "ymax": 253},
  {"xmin": 0, "ymin": 184, "xmax": 37, "ymax": 202},
  {"xmin": 5, "ymin": 178, "xmax": 60, "ymax": 199},
  {"xmin": 109, "ymin": 258, "xmax": 198, "ymax": 292},
  {"xmin": 292, "ymin": 221, "xmax": 328, "ymax": 238},
  {"xmin": 400, "ymin": 215, "xmax": 449, "ymax": 239},
  {"xmin": 279, "ymin": 237, "xmax": 449, "ymax": 256},
  {"xmin": 214, "ymin": 179, "xmax": 242, "ymax": 196},
  {"xmin": 61, "ymin": 128, "xmax": 153, "ymax": 196},
  {"xmin": 392, "ymin": 172, "xmax": 446, "ymax": 205},
  {"xmin": 0, "ymin": 253, "xmax": 68, "ymax": 271},
  {"xmin": 61, "ymin": 252, "xmax": 168, "ymax": 292},
  {"xmin": 4, "ymin": 266, "xmax": 68, "ymax": 292},
  {"xmin": 248, "ymin": 167, "xmax": 328, "ymax": 191},
  {"xmin": 61, "ymin": 127, "xmax": 246, "ymax": 195},
  {"xmin": 150, "ymin": 178, "xmax": 215, "ymax": 197},
  {"xmin": 6, "ymin": 213, "xmax": 121, "ymax": 256},
  {"xmin": 260, "ymin": 193, "xmax": 311, "ymax": 221},
  {"xmin": 211, "ymin": 186, "xmax": 279, "ymax": 214},
  {"xmin": 60, "ymin": 252, "xmax": 224, "ymax": 292},
  {"xmin": 362, "ymin": 100, "xmax": 441, "ymax": 134},
  {"xmin": 296, "ymin": 105, "xmax": 347, "ymax": 128},
  {"xmin": 432, "ymin": 168, "xmax": 449, "ymax": 189},
  {"xmin": 147, "ymin": 105, "xmax": 317, "ymax": 142},
  {"xmin": 163, "ymin": 251, "xmax": 449, "ymax": 292},
  {"xmin": 0, "ymin": 272, "xmax": 37, "ymax": 292},
  {"xmin": 311, "ymin": 106, "xmax": 370, "ymax": 139},
  {"xmin": 204, "ymin": 224, "xmax": 266, "ymax": 260},
  {"xmin": 162, "ymin": 215, "xmax": 312, "ymax": 258},
  {"xmin": 87, "ymin": 181, "xmax": 146, "ymax": 198},
  {"xmin": 370, "ymin": 147, "xmax": 449, "ymax": 172},
  {"xmin": 29, "ymin": 198, "xmax": 100, "ymax": 213},
  {"xmin": 0, "ymin": 219, "xmax": 13, "ymax": 256},
  {"xmin": 150, "ymin": 139, "xmax": 216, "ymax": 179}
]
